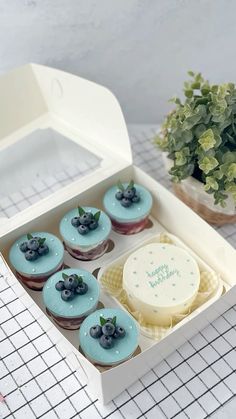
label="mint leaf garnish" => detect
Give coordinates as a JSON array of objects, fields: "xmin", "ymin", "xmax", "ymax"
[
  {"xmin": 127, "ymin": 180, "xmax": 134, "ymax": 190},
  {"xmin": 27, "ymin": 233, "xmax": 33, "ymax": 240},
  {"xmin": 94, "ymin": 211, "xmax": 101, "ymax": 222},
  {"xmin": 112, "ymin": 316, "xmax": 116, "ymax": 326},
  {"xmin": 117, "ymin": 180, "xmax": 124, "ymax": 191},
  {"xmin": 78, "ymin": 206, "xmax": 85, "ymax": 216},
  {"xmin": 78, "ymin": 276, "xmax": 83, "ymax": 284},
  {"xmin": 100, "ymin": 316, "xmax": 107, "ymax": 326},
  {"xmin": 38, "ymin": 237, "xmax": 46, "ymax": 246},
  {"xmin": 62, "ymin": 273, "xmax": 69, "ymax": 280}
]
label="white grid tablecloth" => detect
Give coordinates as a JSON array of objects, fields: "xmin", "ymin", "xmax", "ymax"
[{"xmin": 0, "ymin": 125, "xmax": 236, "ymax": 419}]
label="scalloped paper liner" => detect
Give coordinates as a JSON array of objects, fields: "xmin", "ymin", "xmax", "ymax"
[{"xmin": 100, "ymin": 233, "xmax": 221, "ymax": 340}]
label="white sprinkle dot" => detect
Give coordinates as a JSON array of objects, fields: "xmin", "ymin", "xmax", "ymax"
[
  {"xmin": 50, "ymin": 238, "xmax": 54, "ymax": 242},
  {"xmin": 102, "ymin": 227, "xmax": 105, "ymax": 231},
  {"xmin": 90, "ymin": 297, "xmax": 93, "ymax": 301},
  {"xmin": 32, "ymin": 268, "xmax": 36, "ymax": 273},
  {"xmin": 64, "ymin": 218, "xmax": 68, "ymax": 222},
  {"xmin": 16, "ymin": 243, "xmax": 19, "ymax": 247},
  {"xmin": 69, "ymin": 305, "xmax": 73, "ymax": 309},
  {"xmin": 129, "ymin": 325, "xmax": 133, "ymax": 329},
  {"xmin": 115, "ymin": 350, "xmax": 119, "ymax": 354},
  {"xmin": 137, "ymin": 207, "xmax": 141, "ymax": 211},
  {"xmin": 71, "ymin": 238, "xmax": 75, "ymax": 241},
  {"xmin": 84, "ymin": 332, "xmax": 88, "ymax": 336},
  {"xmin": 55, "ymin": 252, "xmax": 58, "ymax": 256}
]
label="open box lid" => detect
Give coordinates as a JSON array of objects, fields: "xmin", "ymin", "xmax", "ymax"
[{"xmin": 0, "ymin": 63, "xmax": 132, "ymax": 235}]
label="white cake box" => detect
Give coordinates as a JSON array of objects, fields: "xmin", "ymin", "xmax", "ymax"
[{"xmin": 0, "ymin": 64, "xmax": 236, "ymax": 404}]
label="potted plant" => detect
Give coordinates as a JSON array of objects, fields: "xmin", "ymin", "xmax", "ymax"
[{"xmin": 154, "ymin": 71, "xmax": 236, "ymax": 225}]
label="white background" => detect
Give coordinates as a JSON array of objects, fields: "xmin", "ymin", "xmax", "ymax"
[{"xmin": 1, "ymin": 0, "xmax": 236, "ymax": 123}]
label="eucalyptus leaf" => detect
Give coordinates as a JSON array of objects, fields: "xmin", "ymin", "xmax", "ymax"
[{"xmin": 154, "ymin": 70, "xmax": 236, "ymax": 207}]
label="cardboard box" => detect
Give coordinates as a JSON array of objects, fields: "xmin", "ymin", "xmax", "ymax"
[{"xmin": 0, "ymin": 64, "xmax": 235, "ymax": 404}]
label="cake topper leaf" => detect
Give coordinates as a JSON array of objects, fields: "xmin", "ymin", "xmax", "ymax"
[
  {"xmin": 112, "ymin": 316, "xmax": 116, "ymax": 326},
  {"xmin": 127, "ymin": 180, "xmax": 134, "ymax": 190},
  {"xmin": 78, "ymin": 206, "xmax": 85, "ymax": 216},
  {"xmin": 93, "ymin": 211, "xmax": 101, "ymax": 222},
  {"xmin": 77, "ymin": 276, "xmax": 83, "ymax": 284},
  {"xmin": 100, "ymin": 316, "xmax": 107, "ymax": 326},
  {"xmin": 62, "ymin": 273, "xmax": 69, "ymax": 280},
  {"xmin": 38, "ymin": 237, "xmax": 46, "ymax": 246},
  {"xmin": 27, "ymin": 233, "xmax": 33, "ymax": 240},
  {"xmin": 117, "ymin": 180, "xmax": 124, "ymax": 191}
]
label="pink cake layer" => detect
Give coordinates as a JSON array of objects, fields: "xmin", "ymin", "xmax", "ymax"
[
  {"xmin": 46, "ymin": 307, "xmax": 87, "ymax": 330},
  {"xmin": 110, "ymin": 216, "xmax": 148, "ymax": 235},
  {"xmin": 64, "ymin": 239, "xmax": 109, "ymax": 261},
  {"xmin": 15, "ymin": 263, "xmax": 64, "ymax": 291}
]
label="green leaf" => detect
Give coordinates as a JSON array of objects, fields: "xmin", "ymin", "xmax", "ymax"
[
  {"xmin": 204, "ymin": 176, "xmax": 219, "ymax": 191},
  {"xmin": 127, "ymin": 180, "xmax": 134, "ymax": 190},
  {"xmin": 78, "ymin": 206, "xmax": 85, "ymax": 216},
  {"xmin": 77, "ymin": 276, "xmax": 83, "ymax": 284},
  {"xmin": 187, "ymin": 70, "xmax": 195, "ymax": 77},
  {"xmin": 117, "ymin": 180, "xmax": 124, "ymax": 191},
  {"xmin": 94, "ymin": 211, "xmax": 101, "ymax": 222},
  {"xmin": 62, "ymin": 273, "xmax": 69, "ymax": 280},
  {"xmin": 199, "ymin": 156, "xmax": 219, "ymax": 174},
  {"xmin": 27, "ymin": 233, "xmax": 33, "ymax": 240},
  {"xmin": 199, "ymin": 129, "xmax": 216, "ymax": 151},
  {"xmin": 112, "ymin": 316, "xmax": 116, "ymax": 326},
  {"xmin": 184, "ymin": 89, "xmax": 193, "ymax": 98},
  {"xmin": 38, "ymin": 237, "xmax": 46, "ymax": 246},
  {"xmin": 191, "ymin": 82, "xmax": 200, "ymax": 89},
  {"xmin": 100, "ymin": 316, "xmax": 106, "ymax": 326}
]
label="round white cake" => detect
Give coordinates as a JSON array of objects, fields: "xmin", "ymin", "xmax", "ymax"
[{"xmin": 123, "ymin": 243, "xmax": 200, "ymax": 326}]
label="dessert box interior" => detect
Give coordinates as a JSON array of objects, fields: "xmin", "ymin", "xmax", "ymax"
[{"xmin": 0, "ymin": 64, "xmax": 236, "ymax": 404}]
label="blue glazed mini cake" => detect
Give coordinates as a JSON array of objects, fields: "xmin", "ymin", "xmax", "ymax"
[
  {"xmin": 79, "ymin": 308, "xmax": 139, "ymax": 366},
  {"xmin": 103, "ymin": 180, "xmax": 153, "ymax": 234},
  {"xmin": 60, "ymin": 206, "xmax": 111, "ymax": 261},
  {"xmin": 9, "ymin": 232, "xmax": 64, "ymax": 290},
  {"xmin": 43, "ymin": 268, "xmax": 100, "ymax": 330}
]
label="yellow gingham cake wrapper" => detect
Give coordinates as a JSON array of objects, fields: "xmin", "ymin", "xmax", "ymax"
[{"xmin": 100, "ymin": 233, "xmax": 221, "ymax": 340}]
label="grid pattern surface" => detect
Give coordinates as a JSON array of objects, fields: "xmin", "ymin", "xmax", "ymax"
[{"xmin": 0, "ymin": 125, "xmax": 235, "ymax": 419}]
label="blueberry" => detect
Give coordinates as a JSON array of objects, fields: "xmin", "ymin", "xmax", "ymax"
[
  {"xmin": 88, "ymin": 220, "xmax": 98, "ymax": 230},
  {"xmin": 123, "ymin": 188, "xmax": 135, "ymax": 199},
  {"xmin": 132, "ymin": 194, "xmax": 140, "ymax": 203},
  {"xmin": 121, "ymin": 197, "xmax": 132, "ymax": 207},
  {"xmin": 61, "ymin": 289, "xmax": 74, "ymax": 301},
  {"xmin": 102, "ymin": 322, "xmax": 115, "ymax": 336},
  {"xmin": 25, "ymin": 250, "xmax": 38, "ymax": 261},
  {"xmin": 55, "ymin": 281, "xmax": 65, "ymax": 291},
  {"xmin": 79, "ymin": 213, "xmax": 92, "ymax": 225},
  {"xmin": 90, "ymin": 325, "xmax": 102, "ymax": 338},
  {"xmin": 20, "ymin": 242, "xmax": 28, "ymax": 253},
  {"xmin": 115, "ymin": 190, "xmax": 123, "ymax": 200},
  {"xmin": 75, "ymin": 282, "xmax": 88, "ymax": 295},
  {"xmin": 64, "ymin": 275, "xmax": 79, "ymax": 290},
  {"xmin": 38, "ymin": 244, "xmax": 49, "ymax": 256},
  {"xmin": 113, "ymin": 326, "xmax": 126, "ymax": 338},
  {"xmin": 71, "ymin": 217, "xmax": 80, "ymax": 227},
  {"xmin": 99, "ymin": 334, "xmax": 113, "ymax": 349},
  {"xmin": 78, "ymin": 225, "xmax": 89, "ymax": 235},
  {"xmin": 105, "ymin": 318, "xmax": 113, "ymax": 323},
  {"xmin": 28, "ymin": 238, "xmax": 39, "ymax": 251}
]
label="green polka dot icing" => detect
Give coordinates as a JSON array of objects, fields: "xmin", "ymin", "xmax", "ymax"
[{"xmin": 123, "ymin": 243, "xmax": 200, "ymax": 327}]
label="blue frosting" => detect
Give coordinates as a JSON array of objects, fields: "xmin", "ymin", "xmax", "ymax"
[
  {"xmin": 43, "ymin": 268, "xmax": 99, "ymax": 318},
  {"xmin": 9, "ymin": 232, "xmax": 64, "ymax": 276},
  {"xmin": 103, "ymin": 183, "xmax": 153, "ymax": 222},
  {"xmin": 59, "ymin": 207, "xmax": 111, "ymax": 248},
  {"xmin": 79, "ymin": 308, "xmax": 139, "ymax": 365}
]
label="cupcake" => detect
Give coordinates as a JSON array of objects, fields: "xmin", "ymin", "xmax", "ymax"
[
  {"xmin": 9, "ymin": 232, "xmax": 64, "ymax": 290},
  {"xmin": 79, "ymin": 308, "xmax": 139, "ymax": 366},
  {"xmin": 60, "ymin": 206, "xmax": 111, "ymax": 261},
  {"xmin": 103, "ymin": 180, "xmax": 153, "ymax": 234},
  {"xmin": 43, "ymin": 268, "xmax": 100, "ymax": 329}
]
